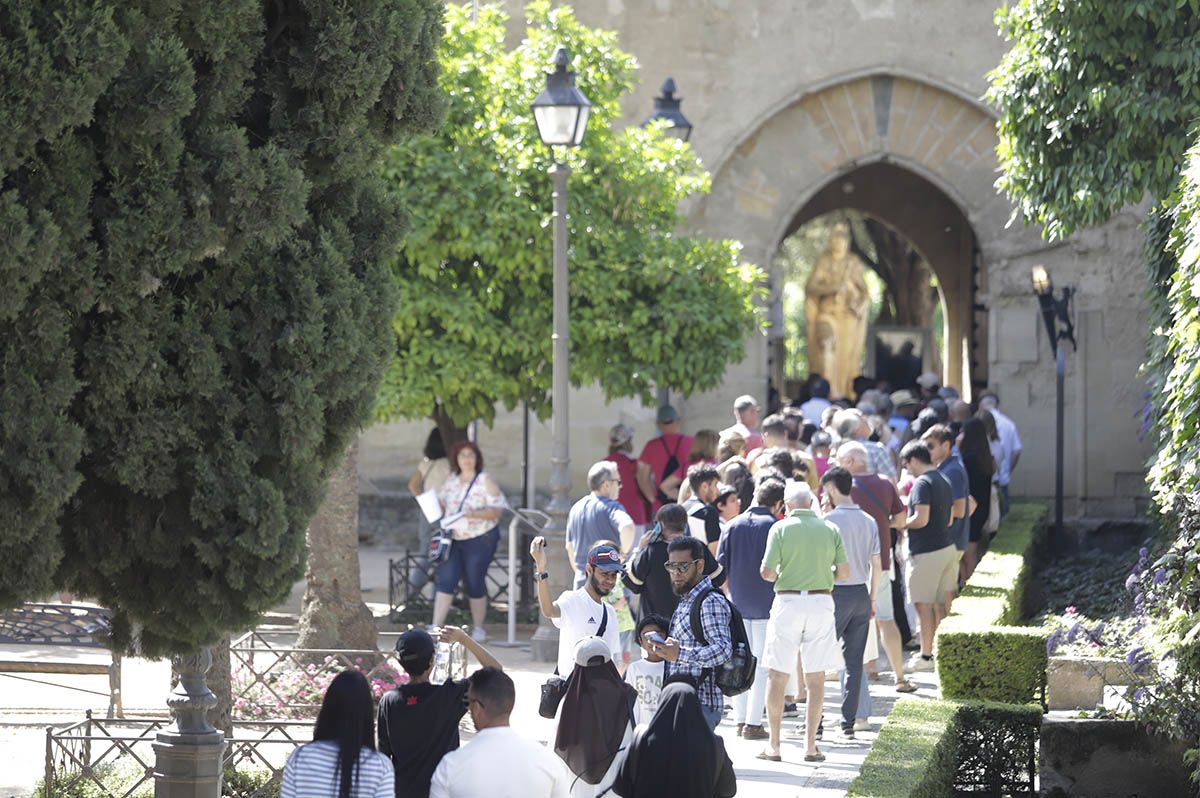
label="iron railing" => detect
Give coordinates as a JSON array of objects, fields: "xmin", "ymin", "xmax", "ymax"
[
  {"xmin": 230, "ymin": 630, "xmax": 467, "ymax": 720},
  {"xmin": 388, "ymin": 508, "xmax": 544, "ymax": 623},
  {"xmin": 43, "ymin": 712, "xmax": 308, "ymax": 798}
]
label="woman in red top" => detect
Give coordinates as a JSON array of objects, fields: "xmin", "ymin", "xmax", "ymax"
[{"xmin": 605, "ymin": 424, "xmax": 648, "ymax": 530}]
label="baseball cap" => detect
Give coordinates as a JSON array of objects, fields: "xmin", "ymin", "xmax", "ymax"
[
  {"xmin": 394, "ymin": 628, "xmax": 435, "ymax": 667},
  {"xmin": 574, "ymin": 636, "xmax": 613, "ymax": 668},
  {"xmin": 733, "ymin": 394, "xmax": 758, "ymax": 411},
  {"xmin": 588, "ymin": 543, "xmax": 624, "ymax": 572},
  {"xmin": 890, "ymin": 389, "xmax": 920, "ymax": 408},
  {"xmin": 715, "ymin": 482, "xmax": 738, "ymax": 502},
  {"xmin": 656, "ymin": 405, "xmax": 679, "ymax": 424},
  {"xmin": 608, "ymin": 423, "xmax": 634, "ymax": 447}
]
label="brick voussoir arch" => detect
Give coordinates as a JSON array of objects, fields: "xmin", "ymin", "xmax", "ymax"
[{"xmin": 694, "ymin": 70, "xmax": 1001, "ymax": 249}]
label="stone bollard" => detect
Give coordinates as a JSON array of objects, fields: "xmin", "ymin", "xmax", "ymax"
[{"xmin": 153, "ymin": 648, "xmax": 226, "ymax": 798}]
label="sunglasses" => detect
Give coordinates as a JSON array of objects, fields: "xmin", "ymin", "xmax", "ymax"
[{"xmin": 663, "ymin": 559, "xmax": 701, "ymax": 574}]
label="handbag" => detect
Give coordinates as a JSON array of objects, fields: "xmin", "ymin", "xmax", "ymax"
[
  {"xmin": 984, "ymin": 482, "xmax": 1001, "ymax": 536},
  {"xmin": 429, "ymin": 473, "xmax": 480, "ymax": 565},
  {"xmin": 539, "ymin": 604, "xmax": 609, "ymax": 719}
]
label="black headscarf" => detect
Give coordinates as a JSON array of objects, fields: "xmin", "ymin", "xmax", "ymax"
[
  {"xmin": 614, "ymin": 681, "xmax": 734, "ymax": 798},
  {"xmin": 554, "ymin": 658, "xmax": 636, "ymax": 785}
]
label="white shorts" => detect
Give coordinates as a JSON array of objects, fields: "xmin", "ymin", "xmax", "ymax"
[{"xmin": 763, "ymin": 593, "xmax": 843, "ymax": 674}]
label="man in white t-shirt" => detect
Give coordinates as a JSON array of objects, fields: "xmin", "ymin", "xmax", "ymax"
[
  {"xmin": 530, "ymin": 537, "xmax": 622, "ymax": 676},
  {"xmin": 430, "ymin": 667, "xmax": 569, "ymax": 798}
]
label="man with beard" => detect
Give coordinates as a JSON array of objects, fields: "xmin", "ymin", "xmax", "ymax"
[
  {"xmin": 625, "ymin": 504, "xmax": 725, "ymax": 621},
  {"xmin": 531, "ymin": 537, "xmax": 623, "ymax": 677},
  {"xmin": 646, "ymin": 536, "xmax": 733, "ymax": 731}
]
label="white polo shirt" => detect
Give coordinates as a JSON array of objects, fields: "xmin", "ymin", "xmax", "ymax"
[{"xmin": 429, "ymin": 726, "xmax": 569, "ymax": 798}]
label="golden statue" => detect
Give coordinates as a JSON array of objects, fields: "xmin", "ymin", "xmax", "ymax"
[{"xmin": 805, "ymin": 222, "xmax": 870, "ymax": 398}]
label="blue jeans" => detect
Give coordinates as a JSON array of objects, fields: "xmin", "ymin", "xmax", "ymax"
[
  {"xmin": 435, "ymin": 527, "xmax": 500, "ymax": 598},
  {"xmin": 833, "ymin": 584, "xmax": 871, "ymax": 730},
  {"xmin": 840, "ymin": 669, "xmax": 871, "ymax": 720},
  {"xmin": 701, "ymin": 705, "xmax": 722, "ymax": 731}
]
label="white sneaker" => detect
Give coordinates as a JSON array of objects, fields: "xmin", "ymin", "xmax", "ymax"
[
  {"xmin": 854, "ymin": 718, "xmax": 871, "ymax": 732},
  {"xmin": 471, "ymin": 626, "xmax": 487, "ymax": 643},
  {"xmin": 906, "ymin": 654, "xmax": 935, "ymax": 672}
]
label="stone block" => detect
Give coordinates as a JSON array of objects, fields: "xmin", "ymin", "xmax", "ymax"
[
  {"xmin": 1046, "ymin": 655, "xmax": 1141, "ymax": 711},
  {"xmin": 1040, "ymin": 715, "xmax": 1192, "ymax": 798}
]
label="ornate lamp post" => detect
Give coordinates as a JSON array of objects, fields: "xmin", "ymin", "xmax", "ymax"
[
  {"xmin": 153, "ymin": 649, "xmax": 225, "ymax": 797},
  {"xmin": 529, "ymin": 46, "xmax": 591, "ymax": 661},
  {"xmin": 1031, "ymin": 265, "xmax": 1076, "ymax": 547},
  {"xmin": 644, "ymin": 78, "xmax": 692, "ymax": 410},
  {"xmin": 643, "ymin": 77, "xmax": 693, "ymax": 141}
]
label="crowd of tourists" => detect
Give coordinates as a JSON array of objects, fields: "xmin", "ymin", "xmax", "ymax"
[{"xmin": 283, "ymin": 372, "xmax": 1022, "ymax": 797}]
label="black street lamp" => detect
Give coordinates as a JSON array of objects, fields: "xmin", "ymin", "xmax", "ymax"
[
  {"xmin": 645, "ymin": 78, "xmax": 692, "ymax": 410},
  {"xmin": 643, "ymin": 77, "xmax": 693, "ymax": 141},
  {"xmin": 1031, "ymin": 265, "xmax": 1076, "ymax": 546},
  {"xmin": 528, "ymin": 46, "xmax": 590, "ymax": 662}
]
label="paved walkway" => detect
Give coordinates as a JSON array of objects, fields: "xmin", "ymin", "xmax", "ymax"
[{"xmin": 0, "ymin": 541, "xmax": 940, "ymax": 797}]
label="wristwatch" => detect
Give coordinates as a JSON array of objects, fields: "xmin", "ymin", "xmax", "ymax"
[{"xmin": 533, "ymin": 570, "xmax": 550, "ymax": 583}]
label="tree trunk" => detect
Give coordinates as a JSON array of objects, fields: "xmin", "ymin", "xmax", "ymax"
[
  {"xmin": 208, "ymin": 636, "xmax": 233, "ymax": 736},
  {"xmin": 295, "ymin": 442, "xmax": 378, "ymax": 651},
  {"xmin": 432, "ymin": 403, "xmax": 469, "ymax": 449}
]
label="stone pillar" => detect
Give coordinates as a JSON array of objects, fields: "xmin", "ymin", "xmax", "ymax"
[{"xmin": 153, "ymin": 648, "xmax": 226, "ymax": 798}]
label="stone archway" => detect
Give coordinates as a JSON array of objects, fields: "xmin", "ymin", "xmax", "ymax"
[{"xmin": 690, "ymin": 73, "xmax": 1003, "ymax": 400}]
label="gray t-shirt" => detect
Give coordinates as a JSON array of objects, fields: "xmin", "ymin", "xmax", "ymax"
[
  {"xmin": 938, "ymin": 454, "xmax": 970, "ymax": 551},
  {"xmin": 907, "ymin": 470, "xmax": 953, "ymax": 554},
  {"xmin": 565, "ymin": 493, "xmax": 632, "ymax": 576},
  {"xmin": 825, "ymin": 503, "xmax": 880, "ymax": 586}
]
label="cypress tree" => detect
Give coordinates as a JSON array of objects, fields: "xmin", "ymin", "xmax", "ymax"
[{"xmin": 0, "ymin": 1, "xmax": 443, "ymax": 656}]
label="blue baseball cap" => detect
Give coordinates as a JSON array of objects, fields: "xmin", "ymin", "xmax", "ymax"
[{"xmin": 588, "ymin": 544, "xmax": 624, "ymax": 572}]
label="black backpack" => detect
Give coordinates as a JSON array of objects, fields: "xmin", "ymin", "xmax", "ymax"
[{"xmin": 689, "ymin": 588, "xmax": 757, "ymax": 697}]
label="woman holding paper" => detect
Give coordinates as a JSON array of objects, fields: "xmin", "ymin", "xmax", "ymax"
[
  {"xmin": 434, "ymin": 441, "xmax": 505, "ymax": 640},
  {"xmin": 407, "ymin": 429, "xmax": 450, "ymax": 597}
]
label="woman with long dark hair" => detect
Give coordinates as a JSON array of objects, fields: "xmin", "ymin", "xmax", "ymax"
[
  {"xmin": 281, "ymin": 670, "xmax": 393, "ymax": 798},
  {"xmin": 958, "ymin": 416, "xmax": 996, "ymax": 579},
  {"xmin": 612, "ymin": 681, "xmax": 736, "ymax": 798}
]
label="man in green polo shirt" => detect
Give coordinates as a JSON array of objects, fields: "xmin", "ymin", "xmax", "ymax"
[{"xmin": 758, "ymin": 480, "xmax": 849, "ymax": 763}]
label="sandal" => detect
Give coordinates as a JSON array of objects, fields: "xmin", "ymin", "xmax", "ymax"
[
  {"xmin": 804, "ymin": 751, "xmax": 826, "ymax": 762},
  {"xmin": 895, "ymin": 680, "xmax": 918, "ymax": 694},
  {"xmin": 756, "ymin": 751, "xmax": 782, "ymax": 762}
]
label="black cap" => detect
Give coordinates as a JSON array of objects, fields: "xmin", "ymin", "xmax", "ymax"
[{"xmin": 395, "ymin": 628, "xmax": 435, "ymax": 666}]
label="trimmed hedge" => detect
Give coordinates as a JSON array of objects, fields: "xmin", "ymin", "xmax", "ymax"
[
  {"xmin": 848, "ymin": 699, "xmax": 959, "ymax": 798},
  {"xmin": 937, "ymin": 502, "xmax": 1050, "ymax": 704},
  {"xmin": 848, "ymin": 699, "xmax": 1041, "ymax": 798}
]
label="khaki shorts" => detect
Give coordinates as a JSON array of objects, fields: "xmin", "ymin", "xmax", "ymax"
[{"xmin": 906, "ymin": 545, "xmax": 958, "ymax": 604}]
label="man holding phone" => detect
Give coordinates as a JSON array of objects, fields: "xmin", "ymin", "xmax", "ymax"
[{"xmin": 530, "ymin": 537, "xmax": 623, "ymax": 677}]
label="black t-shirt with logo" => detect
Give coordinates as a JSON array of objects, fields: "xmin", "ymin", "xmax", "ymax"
[{"xmin": 377, "ymin": 678, "xmax": 470, "ymax": 798}]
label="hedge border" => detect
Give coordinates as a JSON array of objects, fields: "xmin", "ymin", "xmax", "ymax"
[
  {"xmin": 936, "ymin": 502, "xmax": 1049, "ymax": 704},
  {"xmin": 848, "ymin": 699, "xmax": 1042, "ymax": 798}
]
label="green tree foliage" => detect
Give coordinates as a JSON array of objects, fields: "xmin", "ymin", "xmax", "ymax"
[
  {"xmin": 374, "ymin": 2, "xmax": 764, "ymax": 428},
  {"xmin": 0, "ymin": 1, "xmax": 443, "ymax": 655},
  {"xmin": 987, "ymin": 0, "xmax": 1200, "ymax": 239}
]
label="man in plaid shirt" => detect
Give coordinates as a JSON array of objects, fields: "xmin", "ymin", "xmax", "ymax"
[{"xmin": 648, "ymin": 535, "xmax": 732, "ymax": 730}]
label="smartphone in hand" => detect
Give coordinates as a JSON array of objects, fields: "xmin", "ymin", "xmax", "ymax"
[{"xmin": 646, "ymin": 631, "xmax": 667, "ymax": 646}]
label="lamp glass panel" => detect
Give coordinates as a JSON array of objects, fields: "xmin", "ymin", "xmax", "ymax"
[
  {"xmin": 534, "ymin": 104, "xmax": 581, "ymax": 146},
  {"xmin": 571, "ymin": 105, "xmax": 591, "ymax": 146}
]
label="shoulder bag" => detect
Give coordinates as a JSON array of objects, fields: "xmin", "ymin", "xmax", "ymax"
[{"xmin": 428, "ymin": 473, "xmax": 480, "ymax": 565}]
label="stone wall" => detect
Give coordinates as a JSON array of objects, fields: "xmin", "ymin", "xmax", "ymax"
[{"xmin": 359, "ymin": 0, "xmax": 1152, "ymax": 518}]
